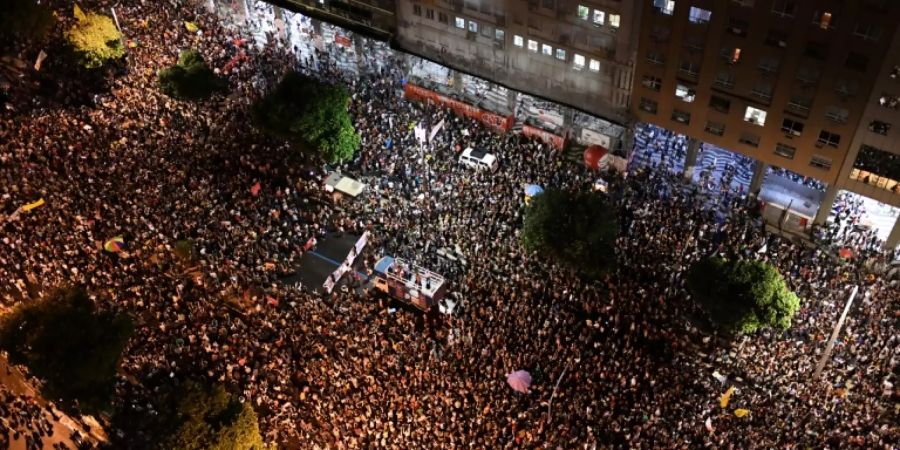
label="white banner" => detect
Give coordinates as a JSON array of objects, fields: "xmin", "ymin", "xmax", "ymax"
[
  {"xmin": 580, "ymin": 129, "xmax": 611, "ymax": 149},
  {"xmin": 429, "ymin": 119, "xmax": 445, "ymax": 143}
]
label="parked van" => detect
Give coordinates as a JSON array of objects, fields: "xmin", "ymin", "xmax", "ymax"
[{"xmin": 459, "ymin": 147, "xmax": 498, "ymax": 172}]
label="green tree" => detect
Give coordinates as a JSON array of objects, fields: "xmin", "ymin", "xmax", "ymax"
[
  {"xmin": 156, "ymin": 381, "xmax": 266, "ymax": 450},
  {"xmin": 0, "ymin": 0, "xmax": 56, "ymax": 42},
  {"xmin": 0, "ymin": 286, "xmax": 134, "ymax": 413},
  {"xmin": 686, "ymin": 257, "xmax": 801, "ymax": 334},
  {"xmin": 252, "ymin": 71, "xmax": 360, "ymax": 164},
  {"xmin": 521, "ymin": 189, "xmax": 618, "ymax": 278},
  {"xmin": 65, "ymin": 5, "xmax": 124, "ymax": 69},
  {"xmin": 158, "ymin": 49, "xmax": 226, "ymax": 100}
]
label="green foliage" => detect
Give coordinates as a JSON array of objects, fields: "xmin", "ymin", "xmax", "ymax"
[
  {"xmin": 66, "ymin": 5, "xmax": 124, "ymax": 69},
  {"xmin": 521, "ymin": 189, "xmax": 618, "ymax": 278},
  {"xmin": 158, "ymin": 49, "xmax": 226, "ymax": 100},
  {"xmin": 0, "ymin": 0, "xmax": 56, "ymax": 42},
  {"xmin": 252, "ymin": 71, "xmax": 360, "ymax": 164},
  {"xmin": 687, "ymin": 257, "xmax": 801, "ymax": 334},
  {"xmin": 0, "ymin": 286, "xmax": 134, "ymax": 413},
  {"xmin": 156, "ymin": 381, "xmax": 266, "ymax": 450}
]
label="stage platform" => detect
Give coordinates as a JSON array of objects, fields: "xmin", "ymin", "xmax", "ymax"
[{"xmin": 283, "ymin": 232, "xmax": 368, "ymax": 293}]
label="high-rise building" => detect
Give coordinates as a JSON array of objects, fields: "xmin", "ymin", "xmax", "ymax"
[
  {"xmin": 631, "ymin": 0, "xmax": 900, "ymax": 199},
  {"xmin": 393, "ymin": 1, "xmax": 643, "ymax": 123}
]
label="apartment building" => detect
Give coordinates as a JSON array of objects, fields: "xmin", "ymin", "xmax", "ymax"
[
  {"xmin": 269, "ymin": 0, "xmax": 397, "ymax": 39},
  {"xmin": 631, "ymin": 0, "xmax": 900, "ymax": 191},
  {"xmin": 393, "ymin": 0, "xmax": 643, "ymax": 123}
]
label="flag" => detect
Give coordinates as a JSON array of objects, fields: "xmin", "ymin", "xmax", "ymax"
[
  {"xmin": 104, "ymin": 236, "xmax": 125, "ymax": 253},
  {"xmin": 250, "ymin": 182, "xmax": 261, "ymax": 196},
  {"xmin": 34, "ymin": 50, "xmax": 48, "ymax": 72},
  {"xmin": 21, "ymin": 198, "xmax": 45, "ymax": 211},
  {"xmin": 719, "ymin": 386, "xmax": 734, "ymax": 408},
  {"xmin": 734, "ymin": 409, "xmax": 750, "ymax": 418},
  {"xmin": 184, "ymin": 21, "xmax": 199, "ymax": 33}
]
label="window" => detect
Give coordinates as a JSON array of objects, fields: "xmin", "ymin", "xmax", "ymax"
[
  {"xmin": 845, "ymin": 52, "xmax": 869, "ymax": 72},
  {"xmin": 556, "ymin": 48, "xmax": 566, "ymax": 60},
  {"xmin": 468, "ymin": 20, "xmax": 478, "ymax": 32},
  {"xmin": 413, "ymin": 4, "xmax": 422, "ymax": 16},
  {"xmin": 817, "ymin": 130, "xmax": 841, "ymax": 148},
  {"xmin": 751, "ymin": 82, "xmax": 773, "ymax": 101},
  {"xmin": 646, "ymin": 51, "xmax": 665, "ymax": 65},
  {"xmin": 892, "ymin": 66, "xmax": 900, "ymax": 79},
  {"xmin": 709, "ymin": 95, "xmax": 731, "ymax": 113},
  {"xmin": 609, "ymin": 14, "xmax": 620, "ymax": 28},
  {"xmin": 721, "ymin": 47, "xmax": 742, "ymax": 63},
  {"xmin": 653, "ymin": 0, "xmax": 675, "ymax": 15},
  {"xmin": 812, "ymin": 11, "xmax": 833, "ymax": 30},
  {"xmin": 834, "ymin": 79, "xmax": 858, "ymax": 98},
  {"xmin": 593, "ymin": 10, "xmax": 605, "ymax": 26},
  {"xmin": 679, "ymin": 60, "xmax": 700, "ymax": 78},
  {"xmin": 825, "ymin": 106, "xmax": 849, "ymax": 123},
  {"xmin": 495, "ymin": 29, "xmax": 505, "ymax": 41},
  {"xmin": 705, "ymin": 121, "xmax": 725, "ymax": 136},
  {"xmin": 781, "ymin": 118, "xmax": 804, "ymax": 136},
  {"xmin": 573, "ymin": 53, "xmax": 586, "ymax": 69},
  {"xmin": 480, "ymin": 24, "xmax": 492, "ymax": 37},
  {"xmin": 810, "ymin": 155, "xmax": 832, "ymax": 171},
  {"xmin": 869, "ymin": 120, "xmax": 891, "ymax": 135},
  {"xmin": 854, "ymin": 23, "xmax": 882, "ymax": 41},
  {"xmin": 804, "ymin": 42, "xmax": 828, "ymax": 60},
  {"xmin": 675, "ymin": 83, "xmax": 695, "ymax": 102},
  {"xmin": 671, "ymin": 109, "xmax": 691, "ymax": 124},
  {"xmin": 758, "ymin": 56, "xmax": 780, "ymax": 74},
  {"xmin": 438, "ymin": 12, "xmax": 448, "ymax": 24},
  {"xmin": 786, "ymin": 96, "xmax": 811, "ymax": 116},
  {"xmin": 684, "ymin": 35, "xmax": 705, "ymax": 51},
  {"xmin": 732, "ymin": 0, "xmax": 755, "ymax": 7},
  {"xmin": 739, "ymin": 132, "xmax": 760, "ymax": 147},
  {"xmin": 878, "ymin": 94, "xmax": 900, "ymax": 109},
  {"xmin": 651, "ymin": 25, "xmax": 671, "ymax": 42},
  {"xmin": 771, "ymin": 0, "xmax": 795, "ymax": 18},
  {"xmin": 589, "ymin": 59, "xmax": 600, "ymax": 71},
  {"xmin": 688, "ymin": 7, "xmax": 712, "ymax": 24},
  {"xmin": 744, "ymin": 106, "xmax": 767, "ymax": 126},
  {"xmin": 542, "ymin": 44, "xmax": 552, "ymax": 56},
  {"xmin": 513, "ymin": 35, "xmax": 524, "ymax": 47},
  {"xmin": 765, "ymin": 30, "xmax": 788, "ymax": 48},
  {"xmin": 795, "ymin": 66, "xmax": 821, "ymax": 85},
  {"xmin": 455, "ymin": 17, "xmax": 466, "ymax": 28},
  {"xmin": 528, "ymin": 40, "xmax": 539, "ymax": 52},
  {"xmin": 775, "ymin": 143, "xmax": 796, "ymax": 159},
  {"xmin": 727, "ymin": 18, "xmax": 748, "ymax": 37},
  {"xmin": 714, "ymin": 71, "xmax": 735, "ymax": 89},
  {"xmin": 642, "ymin": 75, "xmax": 662, "ymax": 91},
  {"xmin": 577, "ymin": 5, "xmax": 589, "ymax": 20},
  {"xmin": 426, "ymin": 9, "xmax": 434, "ymax": 20},
  {"xmin": 639, "ymin": 97, "xmax": 658, "ymax": 114}
]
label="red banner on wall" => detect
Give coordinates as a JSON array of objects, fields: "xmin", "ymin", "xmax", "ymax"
[
  {"xmin": 522, "ymin": 125, "xmax": 566, "ymax": 150},
  {"xmin": 334, "ymin": 34, "xmax": 352, "ymax": 48},
  {"xmin": 403, "ymin": 84, "xmax": 514, "ymax": 133}
]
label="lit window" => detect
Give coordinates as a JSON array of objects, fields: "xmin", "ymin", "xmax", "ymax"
[
  {"xmin": 574, "ymin": 54, "xmax": 586, "ymax": 69},
  {"xmin": 593, "ymin": 10, "xmax": 605, "ymax": 25},
  {"xmin": 528, "ymin": 40, "xmax": 538, "ymax": 52},
  {"xmin": 542, "ymin": 44, "xmax": 552, "ymax": 55},
  {"xmin": 609, "ymin": 14, "xmax": 620, "ymax": 27},
  {"xmin": 688, "ymin": 6, "xmax": 711, "ymax": 24},
  {"xmin": 513, "ymin": 35, "xmax": 524, "ymax": 47},
  {"xmin": 653, "ymin": 0, "xmax": 675, "ymax": 15},
  {"xmin": 744, "ymin": 106, "xmax": 767, "ymax": 126},
  {"xmin": 495, "ymin": 29, "xmax": 505, "ymax": 41},
  {"xmin": 675, "ymin": 83, "xmax": 695, "ymax": 102},
  {"xmin": 814, "ymin": 10, "xmax": 832, "ymax": 29},
  {"xmin": 468, "ymin": 20, "xmax": 478, "ymax": 32},
  {"xmin": 589, "ymin": 59, "xmax": 600, "ymax": 71},
  {"xmin": 455, "ymin": 17, "xmax": 465, "ymax": 28},
  {"xmin": 577, "ymin": 5, "xmax": 589, "ymax": 20},
  {"xmin": 556, "ymin": 48, "xmax": 566, "ymax": 60}
]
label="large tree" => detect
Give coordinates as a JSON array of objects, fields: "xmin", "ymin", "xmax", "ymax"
[
  {"xmin": 66, "ymin": 5, "xmax": 124, "ymax": 69},
  {"xmin": 158, "ymin": 49, "xmax": 226, "ymax": 100},
  {"xmin": 0, "ymin": 286, "xmax": 133, "ymax": 413},
  {"xmin": 687, "ymin": 257, "xmax": 800, "ymax": 334},
  {"xmin": 252, "ymin": 71, "xmax": 360, "ymax": 164},
  {"xmin": 521, "ymin": 188, "xmax": 618, "ymax": 278}
]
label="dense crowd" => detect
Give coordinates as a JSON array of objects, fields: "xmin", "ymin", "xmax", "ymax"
[{"xmin": 1, "ymin": 0, "xmax": 898, "ymax": 449}]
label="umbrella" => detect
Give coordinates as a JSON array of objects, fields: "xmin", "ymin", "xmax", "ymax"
[
  {"xmin": 506, "ymin": 370, "xmax": 532, "ymax": 393},
  {"xmin": 524, "ymin": 184, "xmax": 544, "ymax": 197},
  {"xmin": 104, "ymin": 236, "xmax": 125, "ymax": 253}
]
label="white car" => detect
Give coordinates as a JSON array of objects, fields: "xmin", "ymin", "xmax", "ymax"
[{"xmin": 458, "ymin": 147, "xmax": 498, "ymax": 172}]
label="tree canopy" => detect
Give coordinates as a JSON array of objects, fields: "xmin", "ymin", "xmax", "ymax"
[
  {"xmin": 252, "ymin": 72, "xmax": 360, "ymax": 164},
  {"xmin": 520, "ymin": 188, "xmax": 618, "ymax": 278},
  {"xmin": 0, "ymin": 0, "xmax": 56, "ymax": 43},
  {"xmin": 686, "ymin": 257, "xmax": 801, "ymax": 334},
  {"xmin": 0, "ymin": 286, "xmax": 133, "ymax": 413},
  {"xmin": 153, "ymin": 381, "xmax": 266, "ymax": 450},
  {"xmin": 66, "ymin": 5, "xmax": 124, "ymax": 69},
  {"xmin": 158, "ymin": 49, "xmax": 226, "ymax": 100}
]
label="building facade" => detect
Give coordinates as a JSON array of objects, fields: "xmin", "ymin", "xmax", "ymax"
[
  {"xmin": 393, "ymin": 0, "xmax": 642, "ymax": 123},
  {"xmin": 270, "ymin": 0, "xmax": 397, "ymax": 39},
  {"xmin": 631, "ymin": 0, "xmax": 900, "ymax": 189}
]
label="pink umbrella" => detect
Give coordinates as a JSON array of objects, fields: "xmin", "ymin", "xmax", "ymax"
[{"xmin": 506, "ymin": 370, "xmax": 532, "ymax": 393}]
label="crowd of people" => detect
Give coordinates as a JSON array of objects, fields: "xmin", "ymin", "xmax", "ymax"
[{"xmin": 1, "ymin": 0, "xmax": 898, "ymax": 449}]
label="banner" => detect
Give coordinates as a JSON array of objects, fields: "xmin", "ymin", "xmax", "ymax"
[
  {"xmin": 719, "ymin": 386, "xmax": 734, "ymax": 408},
  {"xmin": 403, "ymin": 84, "xmax": 514, "ymax": 133},
  {"xmin": 21, "ymin": 198, "xmax": 45, "ymax": 211},
  {"xmin": 429, "ymin": 119, "xmax": 445, "ymax": 143},
  {"xmin": 579, "ymin": 128, "xmax": 612, "ymax": 149},
  {"xmin": 522, "ymin": 125, "xmax": 565, "ymax": 150},
  {"xmin": 334, "ymin": 34, "xmax": 351, "ymax": 48}
]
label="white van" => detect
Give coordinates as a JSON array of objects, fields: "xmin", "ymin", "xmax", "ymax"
[{"xmin": 458, "ymin": 147, "xmax": 498, "ymax": 172}]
